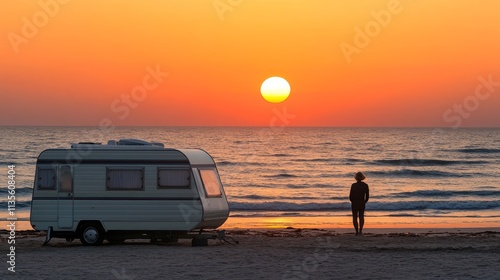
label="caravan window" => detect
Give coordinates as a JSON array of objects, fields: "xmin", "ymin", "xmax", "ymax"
[
  {"xmin": 37, "ymin": 168, "xmax": 56, "ymax": 190},
  {"xmin": 59, "ymin": 165, "xmax": 73, "ymax": 192},
  {"xmin": 158, "ymin": 169, "xmax": 190, "ymax": 188},
  {"xmin": 199, "ymin": 169, "xmax": 223, "ymax": 197},
  {"xmin": 106, "ymin": 168, "xmax": 144, "ymax": 190}
]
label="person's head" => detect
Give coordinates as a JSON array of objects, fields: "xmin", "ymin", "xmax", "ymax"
[{"xmin": 354, "ymin": 172, "xmax": 366, "ymax": 182}]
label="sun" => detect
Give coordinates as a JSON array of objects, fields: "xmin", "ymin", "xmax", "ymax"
[{"xmin": 260, "ymin": 76, "xmax": 291, "ymax": 103}]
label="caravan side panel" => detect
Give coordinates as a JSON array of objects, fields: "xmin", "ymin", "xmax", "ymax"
[
  {"xmin": 72, "ymin": 162, "xmax": 203, "ymax": 231},
  {"xmin": 31, "ymin": 149, "xmax": 204, "ymax": 232},
  {"xmin": 30, "ymin": 150, "xmax": 63, "ymax": 231}
]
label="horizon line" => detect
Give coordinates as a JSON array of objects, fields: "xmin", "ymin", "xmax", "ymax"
[{"xmin": 1, "ymin": 125, "xmax": 499, "ymax": 129}]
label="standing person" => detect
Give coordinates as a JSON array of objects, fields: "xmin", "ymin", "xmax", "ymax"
[{"xmin": 349, "ymin": 172, "xmax": 369, "ymax": 235}]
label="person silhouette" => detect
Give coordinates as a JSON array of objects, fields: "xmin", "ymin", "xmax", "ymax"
[{"xmin": 349, "ymin": 172, "xmax": 369, "ymax": 235}]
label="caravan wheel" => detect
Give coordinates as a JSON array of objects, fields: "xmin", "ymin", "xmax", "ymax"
[{"xmin": 80, "ymin": 224, "xmax": 104, "ymax": 246}]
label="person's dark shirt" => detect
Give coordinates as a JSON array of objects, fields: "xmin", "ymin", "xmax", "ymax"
[{"xmin": 349, "ymin": 181, "xmax": 369, "ymax": 204}]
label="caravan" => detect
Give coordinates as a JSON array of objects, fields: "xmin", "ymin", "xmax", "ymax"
[{"xmin": 30, "ymin": 139, "xmax": 230, "ymax": 246}]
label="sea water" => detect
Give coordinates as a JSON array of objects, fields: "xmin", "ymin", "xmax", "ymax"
[{"xmin": 1, "ymin": 127, "xmax": 499, "ymax": 228}]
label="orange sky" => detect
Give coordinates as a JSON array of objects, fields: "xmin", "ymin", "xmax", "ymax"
[{"xmin": 1, "ymin": 0, "xmax": 499, "ymax": 127}]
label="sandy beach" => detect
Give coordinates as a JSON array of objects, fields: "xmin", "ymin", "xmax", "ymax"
[{"xmin": 2, "ymin": 227, "xmax": 499, "ymax": 280}]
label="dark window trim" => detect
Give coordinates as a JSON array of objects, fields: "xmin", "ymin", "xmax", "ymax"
[
  {"xmin": 106, "ymin": 167, "xmax": 145, "ymax": 191},
  {"xmin": 157, "ymin": 168, "xmax": 191, "ymax": 189},
  {"xmin": 37, "ymin": 168, "xmax": 57, "ymax": 190}
]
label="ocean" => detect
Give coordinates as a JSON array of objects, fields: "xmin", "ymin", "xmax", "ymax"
[{"xmin": 1, "ymin": 126, "xmax": 499, "ymax": 228}]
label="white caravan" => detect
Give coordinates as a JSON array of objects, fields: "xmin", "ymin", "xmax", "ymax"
[{"xmin": 30, "ymin": 139, "xmax": 230, "ymax": 246}]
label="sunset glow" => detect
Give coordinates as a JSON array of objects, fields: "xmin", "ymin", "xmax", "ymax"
[{"xmin": 1, "ymin": 1, "xmax": 499, "ymax": 126}]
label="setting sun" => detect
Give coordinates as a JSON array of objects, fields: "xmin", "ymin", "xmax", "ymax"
[{"xmin": 260, "ymin": 77, "xmax": 291, "ymax": 104}]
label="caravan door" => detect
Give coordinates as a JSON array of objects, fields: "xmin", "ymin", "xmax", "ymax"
[{"xmin": 57, "ymin": 165, "xmax": 74, "ymax": 228}]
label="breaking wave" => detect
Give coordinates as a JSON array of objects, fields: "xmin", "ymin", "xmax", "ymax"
[
  {"xmin": 393, "ymin": 190, "xmax": 500, "ymax": 198},
  {"xmin": 454, "ymin": 148, "xmax": 500, "ymax": 154},
  {"xmin": 372, "ymin": 159, "xmax": 487, "ymax": 166},
  {"xmin": 368, "ymin": 169, "xmax": 470, "ymax": 177},
  {"xmin": 229, "ymin": 200, "xmax": 500, "ymax": 212},
  {"xmin": 264, "ymin": 173, "xmax": 300, "ymax": 178}
]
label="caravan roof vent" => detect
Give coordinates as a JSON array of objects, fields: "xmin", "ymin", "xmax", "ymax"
[
  {"xmin": 117, "ymin": 139, "xmax": 150, "ymax": 146},
  {"xmin": 71, "ymin": 142, "xmax": 102, "ymax": 148},
  {"xmin": 116, "ymin": 139, "xmax": 164, "ymax": 147},
  {"xmin": 150, "ymin": 142, "xmax": 165, "ymax": 147}
]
